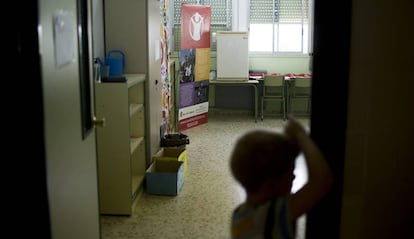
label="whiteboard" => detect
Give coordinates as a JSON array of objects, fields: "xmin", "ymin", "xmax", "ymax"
[{"xmin": 216, "ymin": 31, "xmax": 249, "ymax": 81}]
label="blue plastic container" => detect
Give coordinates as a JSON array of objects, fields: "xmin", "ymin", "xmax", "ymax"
[{"xmin": 106, "ymin": 50, "xmax": 125, "ymax": 77}]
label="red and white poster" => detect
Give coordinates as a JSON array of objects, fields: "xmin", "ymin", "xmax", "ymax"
[{"xmin": 178, "ymin": 4, "xmax": 211, "ymax": 131}]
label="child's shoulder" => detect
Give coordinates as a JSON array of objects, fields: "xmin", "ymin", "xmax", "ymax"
[{"xmin": 231, "ymin": 196, "xmax": 293, "ymax": 239}]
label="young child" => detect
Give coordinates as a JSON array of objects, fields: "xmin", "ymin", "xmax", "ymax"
[{"xmin": 230, "ymin": 117, "xmax": 333, "ymax": 239}]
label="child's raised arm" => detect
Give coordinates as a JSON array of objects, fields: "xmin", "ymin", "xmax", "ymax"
[{"xmin": 284, "ymin": 116, "xmax": 334, "ymax": 220}]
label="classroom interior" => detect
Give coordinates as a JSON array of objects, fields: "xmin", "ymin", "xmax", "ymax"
[
  {"xmin": 101, "ymin": 113, "xmax": 310, "ymax": 239},
  {"xmin": 18, "ymin": 0, "xmax": 414, "ymax": 239}
]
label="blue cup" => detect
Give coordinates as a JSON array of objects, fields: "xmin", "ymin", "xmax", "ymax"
[{"xmin": 106, "ymin": 50, "xmax": 125, "ymax": 77}]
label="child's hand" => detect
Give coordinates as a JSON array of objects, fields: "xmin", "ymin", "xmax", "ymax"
[{"xmin": 284, "ymin": 116, "xmax": 307, "ymax": 141}]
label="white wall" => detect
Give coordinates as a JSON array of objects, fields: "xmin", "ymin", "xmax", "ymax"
[
  {"xmin": 207, "ymin": 55, "xmax": 311, "ymax": 74},
  {"xmin": 232, "ymin": 0, "xmax": 249, "ymax": 31},
  {"xmin": 248, "ymin": 55, "xmax": 311, "ymax": 74},
  {"xmin": 91, "ymin": 0, "xmax": 105, "ymax": 58}
]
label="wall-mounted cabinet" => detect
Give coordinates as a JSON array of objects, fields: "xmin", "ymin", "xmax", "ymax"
[{"xmin": 95, "ymin": 74, "xmax": 146, "ymax": 215}]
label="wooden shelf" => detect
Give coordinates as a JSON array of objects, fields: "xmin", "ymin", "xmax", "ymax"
[
  {"xmin": 131, "ymin": 174, "xmax": 145, "ymax": 199},
  {"xmin": 130, "ymin": 103, "xmax": 144, "ymax": 117},
  {"xmin": 95, "ymin": 74, "xmax": 146, "ymax": 215},
  {"xmin": 130, "ymin": 136, "xmax": 144, "ymax": 155},
  {"xmin": 125, "ymin": 74, "xmax": 145, "ymax": 87}
]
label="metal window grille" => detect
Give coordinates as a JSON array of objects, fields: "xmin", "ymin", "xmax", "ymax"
[
  {"xmin": 250, "ymin": 0, "xmax": 308, "ymax": 23},
  {"xmin": 250, "ymin": 0, "xmax": 310, "ymax": 53}
]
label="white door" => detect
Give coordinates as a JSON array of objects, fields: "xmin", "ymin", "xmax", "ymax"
[{"xmin": 39, "ymin": 0, "xmax": 101, "ymax": 238}]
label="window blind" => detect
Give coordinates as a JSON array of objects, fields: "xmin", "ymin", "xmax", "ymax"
[
  {"xmin": 250, "ymin": 0, "xmax": 308, "ymax": 24},
  {"xmin": 250, "ymin": 0, "xmax": 275, "ymax": 23},
  {"xmin": 279, "ymin": 0, "xmax": 308, "ymax": 23}
]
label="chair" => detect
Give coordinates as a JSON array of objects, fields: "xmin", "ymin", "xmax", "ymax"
[
  {"xmin": 261, "ymin": 75, "xmax": 287, "ymax": 120},
  {"xmin": 289, "ymin": 77, "xmax": 312, "ymax": 116}
]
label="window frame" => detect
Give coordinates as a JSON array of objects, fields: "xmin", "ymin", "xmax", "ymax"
[
  {"xmin": 248, "ymin": 0, "xmax": 313, "ymax": 56},
  {"xmin": 169, "ymin": 0, "xmax": 313, "ymax": 56}
]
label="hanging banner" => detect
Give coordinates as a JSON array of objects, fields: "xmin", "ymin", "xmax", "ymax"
[{"xmin": 178, "ymin": 3, "xmax": 211, "ymax": 131}]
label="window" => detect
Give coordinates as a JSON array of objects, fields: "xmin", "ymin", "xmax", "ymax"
[
  {"xmin": 171, "ymin": 0, "xmax": 232, "ymax": 53},
  {"xmin": 249, "ymin": 0, "xmax": 311, "ymax": 54},
  {"xmin": 170, "ymin": 0, "xmax": 312, "ymax": 54}
]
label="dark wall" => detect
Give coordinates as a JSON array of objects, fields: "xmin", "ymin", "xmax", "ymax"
[
  {"xmin": 15, "ymin": 0, "xmax": 50, "ymax": 237},
  {"xmin": 306, "ymin": 0, "xmax": 351, "ymax": 238}
]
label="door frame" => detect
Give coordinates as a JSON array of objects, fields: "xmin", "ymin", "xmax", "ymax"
[
  {"xmin": 15, "ymin": 0, "xmax": 50, "ymax": 237},
  {"xmin": 306, "ymin": 0, "xmax": 351, "ymax": 238}
]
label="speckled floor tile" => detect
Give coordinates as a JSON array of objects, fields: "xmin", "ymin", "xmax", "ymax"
[{"xmin": 101, "ymin": 113, "xmax": 309, "ymax": 239}]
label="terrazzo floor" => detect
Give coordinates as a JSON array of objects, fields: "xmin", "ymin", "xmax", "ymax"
[{"xmin": 100, "ymin": 112, "xmax": 309, "ymax": 239}]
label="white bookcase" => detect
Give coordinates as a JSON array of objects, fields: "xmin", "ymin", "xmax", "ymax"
[{"xmin": 95, "ymin": 74, "xmax": 146, "ymax": 215}]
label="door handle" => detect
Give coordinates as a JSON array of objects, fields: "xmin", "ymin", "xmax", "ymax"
[{"xmin": 93, "ymin": 116, "xmax": 106, "ymax": 128}]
